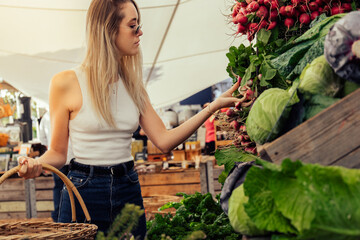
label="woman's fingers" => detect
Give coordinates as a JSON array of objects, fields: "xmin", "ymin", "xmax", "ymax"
[{"xmin": 17, "ymin": 156, "xmax": 42, "ymax": 178}]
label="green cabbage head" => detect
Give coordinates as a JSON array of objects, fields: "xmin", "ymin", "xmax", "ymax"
[
  {"xmin": 246, "ymin": 88, "xmax": 299, "ymax": 144},
  {"xmin": 299, "ymin": 55, "xmax": 341, "ymax": 98},
  {"xmin": 228, "ymin": 184, "xmax": 267, "ymax": 236}
]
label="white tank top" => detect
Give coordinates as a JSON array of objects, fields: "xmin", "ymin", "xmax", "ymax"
[{"xmin": 69, "ymin": 66, "xmax": 140, "ymax": 166}]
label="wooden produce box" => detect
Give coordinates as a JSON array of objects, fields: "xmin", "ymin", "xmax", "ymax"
[
  {"xmin": 0, "ymin": 176, "xmax": 54, "ymax": 220},
  {"xmin": 258, "ymin": 88, "xmax": 360, "ymax": 168},
  {"xmin": 138, "ymin": 170, "xmax": 202, "ymax": 197}
]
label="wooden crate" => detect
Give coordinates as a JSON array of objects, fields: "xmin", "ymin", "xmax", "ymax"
[
  {"xmin": 139, "ymin": 169, "xmax": 202, "ymax": 197},
  {"xmin": 0, "ymin": 176, "xmax": 54, "ymax": 220},
  {"xmin": 258, "ymin": 88, "xmax": 360, "ymax": 168},
  {"xmin": 143, "ymin": 195, "xmax": 182, "ymax": 220}
]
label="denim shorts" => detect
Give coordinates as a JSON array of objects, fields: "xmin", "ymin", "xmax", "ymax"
[{"xmin": 58, "ymin": 162, "xmax": 146, "ymax": 239}]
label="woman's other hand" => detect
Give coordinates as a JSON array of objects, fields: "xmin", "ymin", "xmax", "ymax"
[{"xmin": 17, "ymin": 156, "xmax": 43, "ymax": 179}]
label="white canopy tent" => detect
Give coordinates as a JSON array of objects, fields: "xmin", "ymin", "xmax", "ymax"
[{"xmin": 0, "ymin": 0, "xmax": 246, "ymax": 108}]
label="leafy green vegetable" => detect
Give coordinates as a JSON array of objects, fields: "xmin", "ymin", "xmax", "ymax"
[
  {"xmin": 303, "ymin": 94, "xmax": 340, "ymax": 121},
  {"xmin": 147, "ymin": 192, "xmax": 241, "ymax": 240},
  {"xmin": 243, "ymin": 165, "xmax": 298, "ymax": 234},
  {"xmin": 271, "ymin": 14, "xmax": 345, "ymax": 80},
  {"xmin": 215, "ymin": 147, "xmax": 259, "ymax": 185},
  {"xmin": 228, "ymin": 184, "xmax": 267, "ymax": 236},
  {"xmin": 242, "ymin": 158, "xmax": 360, "ymax": 240},
  {"xmin": 298, "ymin": 55, "xmax": 341, "ymax": 98},
  {"xmin": 245, "ymin": 88, "xmax": 299, "ymax": 144}
]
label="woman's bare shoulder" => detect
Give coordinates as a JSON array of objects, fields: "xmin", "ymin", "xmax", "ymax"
[{"xmin": 50, "ymin": 70, "xmax": 78, "ymax": 92}]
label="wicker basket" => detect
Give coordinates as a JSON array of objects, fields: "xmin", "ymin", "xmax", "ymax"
[{"xmin": 0, "ymin": 163, "xmax": 98, "ymax": 239}]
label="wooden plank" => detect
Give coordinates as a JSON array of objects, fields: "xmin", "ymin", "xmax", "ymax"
[
  {"xmin": 332, "ymin": 147, "xmax": 360, "ymax": 169},
  {"xmin": 139, "ymin": 170, "xmax": 200, "ymax": 186},
  {"xmin": 262, "ymin": 89, "xmax": 360, "ymax": 166},
  {"xmin": 0, "ymin": 178, "xmax": 24, "ymax": 191},
  {"xmin": 207, "ymin": 161, "xmax": 214, "ymax": 195},
  {"xmin": 0, "ymin": 212, "xmax": 27, "ymax": 220},
  {"xmin": 141, "ymin": 184, "xmax": 201, "ymax": 197},
  {"xmin": 213, "ymin": 166, "xmax": 224, "ymax": 179},
  {"xmin": 0, "ymin": 201, "xmax": 26, "ymax": 212},
  {"xmin": 36, "ymin": 201, "xmax": 54, "ymax": 212},
  {"xmin": 34, "ymin": 177, "xmax": 54, "ymax": 189},
  {"xmin": 0, "ymin": 191, "xmax": 25, "ymax": 201},
  {"xmin": 35, "ymin": 212, "xmax": 52, "ymax": 219},
  {"xmin": 200, "ymin": 162, "xmax": 208, "ymax": 194},
  {"xmin": 213, "ymin": 181, "xmax": 222, "ymax": 192},
  {"xmin": 36, "ymin": 190, "xmax": 54, "ymax": 200}
]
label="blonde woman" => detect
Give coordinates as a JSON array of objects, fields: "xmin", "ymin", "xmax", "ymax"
[{"xmin": 17, "ymin": 0, "xmax": 241, "ymax": 238}]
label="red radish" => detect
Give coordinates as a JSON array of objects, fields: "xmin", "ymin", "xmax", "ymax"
[
  {"xmin": 245, "ymin": 89, "xmax": 254, "ymax": 100},
  {"xmin": 239, "ymin": 7, "xmax": 249, "ymax": 16},
  {"xmin": 322, "ymin": 5, "xmax": 330, "ymax": 13},
  {"xmin": 264, "ymin": 0, "xmax": 271, "ymax": 6},
  {"xmin": 239, "ymin": 2, "xmax": 248, "ymax": 7},
  {"xmin": 298, "ymin": 4, "xmax": 307, "ymax": 13},
  {"xmin": 237, "ymin": 15, "xmax": 249, "ymax": 25},
  {"xmin": 259, "ymin": 20, "xmax": 269, "ymax": 29},
  {"xmin": 240, "ymin": 125, "xmax": 246, "ymax": 132},
  {"xmin": 299, "ymin": 13, "xmax": 311, "ymax": 27},
  {"xmin": 279, "ymin": 6, "xmax": 287, "ymax": 15},
  {"xmin": 247, "ymin": 31, "xmax": 254, "ymax": 41},
  {"xmin": 342, "ymin": 3, "xmax": 352, "ymax": 11},
  {"xmin": 285, "ymin": 5, "xmax": 295, "ymax": 16},
  {"xmin": 269, "ymin": 9, "xmax": 278, "ymax": 20},
  {"xmin": 246, "ymin": 1, "xmax": 260, "ymax": 12},
  {"xmin": 231, "ymin": 120, "xmax": 240, "ymax": 131},
  {"xmin": 232, "ymin": 4, "xmax": 241, "ymax": 17},
  {"xmin": 291, "ymin": 0, "xmax": 301, "ymax": 7},
  {"xmin": 309, "ymin": 2, "xmax": 318, "ymax": 11},
  {"xmin": 270, "ymin": 0, "xmax": 279, "ymax": 9},
  {"xmin": 284, "ymin": 17, "xmax": 295, "ymax": 29},
  {"xmin": 248, "ymin": 22, "xmax": 259, "ymax": 32},
  {"xmin": 318, "ymin": 7, "xmax": 323, "ymax": 13},
  {"xmin": 258, "ymin": 0, "xmax": 264, "ymax": 4},
  {"xmin": 311, "ymin": 11, "xmax": 320, "ymax": 20},
  {"xmin": 331, "ymin": 6, "xmax": 345, "ymax": 15},
  {"xmin": 267, "ymin": 20, "xmax": 277, "ymax": 30},
  {"xmin": 226, "ymin": 109, "xmax": 235, "ymax": 117},
  {"xmin": 315, "ymin": 0, "xmax": 323, "ymax": 5},
  {"xmin": 237, "ymin": 24, "xmax": 247, "ymax": 34},
  {"xmin": 244, "ymin": 146, "xmax": 257, "ymax": 154},
  {"xmin": 256, "ymin": 6, "xmax": 269, "ymax": 19},
  {"xmin": 235, "ymin": 101, "xmax": 242, "ymax": 110}
]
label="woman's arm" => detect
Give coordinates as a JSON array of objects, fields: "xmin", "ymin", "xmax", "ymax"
[
  {"xmin": 140, "ymin": 82, "xmax": 241, "ymax": 153},
  {"xmin": 18, "ymin": 71, "xmax": 75, "ymax": 178}
]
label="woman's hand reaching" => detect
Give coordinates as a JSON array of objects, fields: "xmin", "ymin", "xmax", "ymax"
[
  {"xmin": 17, "ymin": 156, "xmax": 43, "ymax": 179},
  {"xmin": 209, "ymin": 81, "xmax": 242, "ymax": 111}
]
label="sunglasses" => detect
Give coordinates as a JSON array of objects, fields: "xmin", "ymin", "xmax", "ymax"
[{"xmin": 134, "ymin": 24, "xmax": 142, "ymax": 35}]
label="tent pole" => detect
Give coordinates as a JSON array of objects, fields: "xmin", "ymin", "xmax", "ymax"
[{"xmin": 145, "ymin": 0, "xmax": 180, "ymax": 87}]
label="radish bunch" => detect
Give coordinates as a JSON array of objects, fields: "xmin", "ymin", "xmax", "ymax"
[
  {"xmin": 231, "ymin": 0, "xmax": 355, "ymax": 41},
  {"xmin": 219, "ymin": 77, "xmax": 258, "ymax": 154}
]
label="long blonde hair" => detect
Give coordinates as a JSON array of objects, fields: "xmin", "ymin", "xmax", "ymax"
[{"xmin": 82, "ymin": 0, "xmax": 148, "ymax": 127}]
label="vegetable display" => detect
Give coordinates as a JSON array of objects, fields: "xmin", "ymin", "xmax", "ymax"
[
  {"xmin": 226, "ymin": 158, "xmax": 360, "ymax": 239},
  {"xmin": 230, "ymin": 0, "xmax": 356, "ymax": 41}
]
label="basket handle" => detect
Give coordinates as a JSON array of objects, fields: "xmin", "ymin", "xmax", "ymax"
[{"xmin": 0, "ymin": 163, "xmax": 91, "ymax": 223}]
